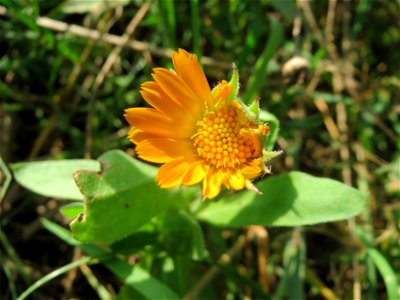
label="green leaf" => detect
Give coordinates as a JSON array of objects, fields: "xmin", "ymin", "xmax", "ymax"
[
  {"xmin": 197, "ymin": 172, "xmax": 366, "ymax": 227},
  {"xmin": 60, "ymin": 202, "xmax": 84, "ymax": 219},
  {"xmin": 269, "ymin": 0, "xmax": 296, "ymax": 21},
  {"xmin": 12, "ymin": 160, "xmax": 100, "ymax": 200},
  {"xmin": 160, "ymin": 209, "xmax": 208, "ymax": 260},
  {"xmin": 116, "ymin": 285, "xmax": 146, "ymax": 300},
  {"xmin": 71, "ymin": 150, "xmax": 181, "ymax": 243},
  {"xmin": 105, "ymin": 260, "xmax": 180, "ymax": 300},
  {"xmin": 110, "ymin": 231, "xmax": 159, "ymax": 255}
]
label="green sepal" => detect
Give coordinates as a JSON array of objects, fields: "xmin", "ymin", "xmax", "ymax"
[
  {"xmin": 228, "ymin": 63, "xmax": 239, "ymax": 101},
  {"xmin": 263, "ymin": 149, "xmax": 283, "ymax": 161},
  {"xmin": 247, "ymin": 97, "xmax": 260, "ymax": 121},
  {"xmin": 211, "ymin": 84, "xmax": 219, "ymax": 97},
  {"xmin": 211, "ymin": 63, "xmax": 240, "ymax": 102}
]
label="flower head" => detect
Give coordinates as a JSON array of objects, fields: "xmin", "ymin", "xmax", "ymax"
[{"xmin": 125, "ymin": 49, "xmax": 279, "ymax": 199}]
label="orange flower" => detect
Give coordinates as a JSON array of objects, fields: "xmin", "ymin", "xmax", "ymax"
[{"xmin": 125, "ymin": 49, "xmax": 278, "ymax": 199}]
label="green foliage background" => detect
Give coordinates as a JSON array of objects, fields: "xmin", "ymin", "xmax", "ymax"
[{"xmin": 1, "ymin": 0, "xmax": 399, "ymax": 299}]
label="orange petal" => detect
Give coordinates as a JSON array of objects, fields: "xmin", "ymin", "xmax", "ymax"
[
  {"xmin": 157, "ymin": 156, "xmax": 196, "ymax": 188},
  {"xmin": 140, "ymin": 81, "xmax": 190, "ymax": 122},
  {"xmin": 227, "ymin": 170, "xmax": 245, "ymax": 190},
  {"xmin": 212, "ymin": 81, "xmax": 232, "ymax": 106},
  {"xmin": 240, "ymin": 164, "xmax": 262, "ymax": 176},
  {"xmin": 172, "ymin": 49, "xmax": 212, "ymax": 107},
  {"xmin": 182, "ymin": 160, "xmax": 208, "ymax": 186},
  {"xmin": 240, "ymin": 158, "xmax": 264, "ymax": 177},
  {"xmin": 202, "ymin": 169, "xmax": 225, "ymax": 199},
  {"xmin": 152, "ymin": 68, "xmax": 203, "ymax": 118},
  {"xmin": 124, "ymin": 107, "xmax": 193, "ymax": 139},
  {"xmin": 136, "ymin": 138, "xmax": 194, "ymax": 163},
  {"xmin": 128, "ymin": 128, "xmax": 159, "ymax": 144}
]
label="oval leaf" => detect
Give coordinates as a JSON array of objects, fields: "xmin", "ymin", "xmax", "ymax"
[
  {"xmin": 197, "ymin": 171, "xmax": 366, "ymax": 227},
  {"xmin": 12, "ymin": 160, "xmax": 100, "ymax": 200},
  {"xmin": 70, "ymin": 150, "xmax": 183, "ymax": 243}
]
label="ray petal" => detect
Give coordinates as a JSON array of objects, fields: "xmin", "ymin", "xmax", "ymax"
[
  {"xmin": 227, "ymin": 170, "xmax": 246, "ymax": 190},
  {"xmin": 182, "ymin": 160, "xmax": 208, "ymax": 185},
  {"xmin": 152, "ymin": 68, "xmax": 204, "ymax": 118},
  {"xmin": 136, "ymin": 138, "xmax": 194, "ymax": 163},
  {"xmin": 172, "ymin": 49, "xmax": 212, "ymax": 107},
  {"xmin": 140, "ymin": 81, "xmax": 191, "ymax": 122},
  {"xmin": 124, "ymin": 107, "xmax": 193, "ymax": 139},
  {"xmin": 128, "ymin": 128, "xmax": 159, "ymax": 144},
  {"xmin": 202, "ymin": 169, "xmax": 225, "ymax": 199},
  {"xmin": 157, "ymin": 156, "xmax": 196, "ymax": 188}
]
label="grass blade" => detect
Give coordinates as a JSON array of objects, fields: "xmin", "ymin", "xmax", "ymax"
[
  {"xmin": 190, "ymin": 0, "xmax": 201, "ymax": 59},
  {"xmin": 41, "ymin": 218, "xmax": 180, "ymax": 299},
  {"xmin": 243, "ymin": 17, "xmax": 283, "ymax": 104},
  {"xmin": 2, "ymin": 258, "xmax": 17, "ymax": 300},
  {"xmin": 161, "ymin": 0, "xmax": 176, "ymax": 48},
  {"xmin": 16, "ymin": 256, "xmax": 93, "ymax": 300},
  {"xmin": 356, "ymin": 225, "xmax": 399, "ymax": 300},
  {"xmin": 0, "ymin": 155, "xmax": 12, "ymax": 201},
  {"xmin": 366, "ymin": 247, "xmax": 398, "ymax": 300},
  {"xmin": 274, "ymin": 228, "xmax": 306, "ymax": 299},
  {"xmin": 0, "ymin": 229, "xmax": 30, "ymax": 284}
]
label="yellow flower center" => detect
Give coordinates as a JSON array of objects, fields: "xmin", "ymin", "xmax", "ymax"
[{"xmin": 193, "ymin": 104, "xmax": 261, "ymax": 169}]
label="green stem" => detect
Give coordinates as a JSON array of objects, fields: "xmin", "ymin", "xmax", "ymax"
[
  {"xmin": 0, "ymin": 155, "xmax": 12, "ymax": 201},
  {"xmin": 16, "ymin": 256, "xmax": 94, "ymax": 300},
  {"xmin": 190, "ymin": 0, "xmax": 201, "ymax": 60},
  {"xmin": 0, "ymin": 229, "xmax": 30, "ymax": 284}
]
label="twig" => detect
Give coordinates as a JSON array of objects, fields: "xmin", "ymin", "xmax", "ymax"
[
  {"xmin": 298, "ymin": 1, "xmax": 325, "ymax": 48},
  {"xmin": 84, "ymin": 0, "xmax": 152, "ymax": 158},
  {"xmin": 183, "ymin": 234, "xmax": 248, "ymax": 300},
  {"xmin": 370, "ymin": 110, "xmax": 398, "ymax": 143},
  {"xmin": 94, "ymin": 2, "xmax": 151, "ymax": 91},
  {"xmin": 299, "ymin": 0, "xmax": 339, "ymax": 62},
  {"xmin": 28, "ymin": 114, "xmax": 58, "ymax": 159},
  {"xmin": 333, "ymin": 2, "xmax": 360, "ymax": 298},
  {"xmin": 306, "ymin": 268, "xmax": 339, "ymax": 300},
  {"xmin": 62, "ymin": 247, "xmax": 82, "ymax": 298},
  {"xmin": 314, "ymin": 99, "xmax": 340, "ymax": 141},
  {"xmin": 0, "ymin": 5, "xmax": 230, "ymax": 69},
  {"xmin": 248, "ymin": 226, "xmax": 269, "ymax": 293},
  {"xmin": 354, "ymin": 144, "xmax": 387, "ymax": 167},
  {"xmin": 293, "ymin": 0, "xmax": 303, "ymax": 55},
  {"xmin": 26, "ymin": 11, "xmax": 118, "ymax": 160},
  {"xmin": 325, "ymin": 0, "xmax": 337, "ymax": 41},
  {"xmin": 336, "ymin": 104, "xmax": 352, "ymax": 184},
  {"xmin": 80, "ymin": 263, "xmax": 113, "ymax": 299}
]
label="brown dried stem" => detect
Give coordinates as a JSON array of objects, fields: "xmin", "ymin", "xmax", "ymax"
[
  {"xmin": 84, "ymin": 0, "xmax": 152, "ymax": 158},
  {"xmin": 248, "ymin": 226, "xmax": 269, "ymax": 293},
  {"xmin": 183, "ymin": 234, "xmax": 249, "ymax": 300},
  {"xmin": 0, "ymin": 6, "xmax": 229, "ymax": 69}
]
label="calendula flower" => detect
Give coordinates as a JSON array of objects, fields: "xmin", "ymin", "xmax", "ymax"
[{"xmin": 124, "ymin": 49, "xmax": 280, "ymax": 199}]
